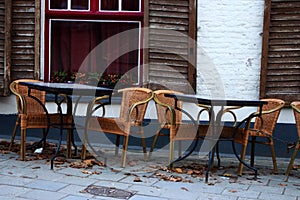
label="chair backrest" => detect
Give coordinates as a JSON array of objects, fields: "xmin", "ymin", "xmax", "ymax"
[
  {"xmin": 253, "ymin": 98, "xmax": 285, "ymax": 135},
  {"xmin": 291, "ymin": 101, "xmax": 300, "ymax": 138},
  {"xmin": 153, "ymin": 90, "xmax": 183, "ymax": 125},
  {"xmin": 10, "ymin": 79, "xmax": 46, "ymax": 114},
  {"xmin": 119, "ymin": 87, "xmax": 153, "ymax": 122}
]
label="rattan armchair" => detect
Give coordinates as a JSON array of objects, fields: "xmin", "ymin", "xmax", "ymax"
[
  {"xmin": 237, "ymin": 98, "xmax": 285, "ymax": 175},
  {"xmin": 81, "ymin": 87, "xmax": 154, "ymax": 167},
  {"xmin": 9, "ymin": 79, "xmax": 74, "ymax": 160},
  {"xmin": 285, "ymin": 101, "xmax": 300, "ymax": 181},
  {"xmin": 148, "ymin": 90, "xmax": 208, "ymax": 164},
  {"xmin": 148, "ymin": 90, "xmax": 246, "ymax": 167}
]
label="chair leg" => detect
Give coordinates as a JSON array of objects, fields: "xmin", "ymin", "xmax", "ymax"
[
  {"xmin": 238, "ymin": 144, "xmax": 247, "ymax": 176},
  {"xmin": 148, "ymin": 131, "xmax": 160, "ymax": 159},
  {"xmin": 178, "ymin": 141, "xmax": 182, "ymax": 157},
  {"xmin": 9, "ymin": 116, "xmax": 20, "ymax": 150},
  {"xmin": 20, "ymin": 129, "xmax": 26, "ymax": 161},
  {"xmin": 115, "ymin": 135, "xmax": 121, "ymax": 156},
  {"xmin": 81, "ymin": 144, "xmax": 87, "ymax": 160},
  {"xmin": 269, "ymin": 138, "xmax": 278, "ymax": 174},
  {"xmin": 285, "ymin": 143, "xmax": 300, "ymax": 182},
  {"xmin": 169, "ymin": 139, "xmax": 175, "ymax": 165},
  {"xmin": 81, "ymin": 127, "xmax": 88, "ymax": 160},
  {"xmin": 66, "ymin": 129, "xmax": 73, "ymax": 158},
  {"xmin": 42, "ymin": 128, "xmax": 47, "ymax": 150},
  {"xmin": 121, "ymin": 135, "xmax": 129, "ymax": 167},
  {"xmin": 250, "ymin": 136, "xmax": 256, "ymax": 167},
  {"xmin": 140, "ymin": 129, "xmax": 147, "ymax": 160},
  {"xmin": 216, "ymin": 141, "xmax": 221, "ymax": 168}
]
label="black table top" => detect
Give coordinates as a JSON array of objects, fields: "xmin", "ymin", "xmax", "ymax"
[
  {"xmin": 19, "ymin": 82, "xmax": 113, "ymax": 97},
  {"xmin": 165, "ymin": 93, "xmax": 268, "ymax": 107}
]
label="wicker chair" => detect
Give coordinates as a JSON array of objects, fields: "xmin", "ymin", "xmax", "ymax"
[
  {"xmin": 9, "ymin": 79, "xmax": 74, "ymax": 160},
  {"xmin": 148, "ymin": 90, "xmax": 224, "ymax": 165},
  {"xmin": 81, "ymin": 87, "xmax": 153, "ymax": 167},
  {"xmin": 237, "ymin": 98, "xmax": 285, "ymax": 175},
  {"xmin": 285, "ymin": 101, "xmax": 300, "ymax": 181},
  {"xmin": 148, "ymin": 90, "xmax": 246, "ymax": 167}
]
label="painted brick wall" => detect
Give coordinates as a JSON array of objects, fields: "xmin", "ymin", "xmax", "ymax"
[{"xmin": 196, "ymin": 0, "xmax": 265, "ymax": 99}]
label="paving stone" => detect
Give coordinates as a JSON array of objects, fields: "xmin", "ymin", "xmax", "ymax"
[
  {"xmin": 61, "ymin": 195, "xmax": 97, "ymax": 200},
  {"xmin": 25, "ymin": 179, "xmax": 68, "ymax": 191},
  {"xmin": 129, "ymin": 195, "xmax": 168, "ymax": 200},
  {"xmin": 20, "ymin": 189, "xmax": 68, "ymax": 200},
  {"xmin": 93, "ymin": 180, "xmax": 132, "ymax": 190},
  {"xmin": 195, "ymin": 193, "xmax": 238, "ymax": 200},
  {"xmin": 119, "ymin": 174, "xmax": 158, "ymax": 186},
  {"xmin": 0, "ymin": 185, "xmax": 32, "ymax": 198},
  {"xmin": 58, "ymin": 184, "xmax": 95, "ymax": 198},
  {"xmin": 0, "ymin": 174, "xmax": 34, "ymax": 186},
  {"xmin": 284, "ymin": 187, "xmax": 300, "ymax": 197},
  {"xmin": 55, "ymin": 174, "xmax": 98, "ymax": 186},
  {"xmin": 222, "ymin": 188, "xmax": 260, "ymax": 199},
  {"xmin": 128, "ymin": 184, "xmax": 162, "ymax": 196},
  {"xmin": 258, "ymin": 193, "xmax": 297, "ymax": 200},
  {"xmin": 248, "ymin": 185, "xmax": 284, "ymax": 195}
]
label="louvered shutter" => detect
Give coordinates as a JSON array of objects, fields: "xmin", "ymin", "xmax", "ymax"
[
  {"xmin": 260, "ymin": 0, "xmax": 300, "ymax": 103},
  {"xmin": 0, "ymin": 1, "xmax": 10, "ymax": 96},
  {"xmin": 145, "ymin": 0, "xmax": 196, "ymax": 93},
  {"xmin": 10, "ymin": 0, "xmax": 40, "ymax": 81}
]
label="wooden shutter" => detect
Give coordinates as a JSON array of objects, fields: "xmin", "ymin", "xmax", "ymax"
[
  {"xmin": 10, "ymin": 0, "xmax": 40, "ymax": 81},
  {"xmin": 145, "ymin": 0, "xmax": 196, "ymax": 93},
  {"xmin": 0, "ymin": 1, "xmax": 10, "ymax": 96},
  {"xmin": 260, "ymin": 0, "xmax": 300, "ymax": 103}
]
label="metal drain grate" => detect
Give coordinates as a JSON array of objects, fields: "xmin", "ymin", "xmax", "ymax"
[{"xmin": 83, "ymin": 185, "xmax": 135, "ymax": 199}]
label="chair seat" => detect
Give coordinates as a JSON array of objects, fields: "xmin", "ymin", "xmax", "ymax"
[
  {"xmin": 20, "ymin": 113, "xmax": 73, "ymax": 129},
  {"xmin": 82, "ymin": 87, "xmax": 153, "ymax": 167}
]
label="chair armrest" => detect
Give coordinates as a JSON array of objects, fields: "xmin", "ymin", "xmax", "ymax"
[
  {"xmin": 128, "ymin": 91, "xmax": 154, "ymax": 122},
  {"xmin": 153, "ymin": 94, "xmax": 176, "ymax": 125},
  {"xmin": 260, "ymin": 102, "xmax": 285, "ymax": 115},
  {"xmin": 10, "ymin": 81, "xmax": 26, "ymax": 114},
  {"xmin": 291, "ymin": 102, "xmax": 300, "ymax": 114},
  {"xmin": 196, "ymin": 104, "xmax": 211, "ymax": 123},
  {"xmin": 221, "ymin": 106, "xmax": 243, "ymax": 127},
  {"xmin": 86, "ymin": 95, "xmax": 111, "ymax": 118}
]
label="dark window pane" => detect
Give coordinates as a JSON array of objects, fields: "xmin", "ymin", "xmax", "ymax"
[
  {"xmin": 50, "ymin": 20, "xmax": 139, "ymax": 82},
  {"xmin": 101, "ymin": 0, "xmax": 118, "ymax": 11},
  {"xmin": 50, "ymin": 0, "xmax": 67, "ymax": 9},
  {"xmin": 71, "ymin": 0, "xmax": 89, "ymax": 10},
  {"xmin": 122, "ymin": 0, "xmax": 139, "ymax": 11}
]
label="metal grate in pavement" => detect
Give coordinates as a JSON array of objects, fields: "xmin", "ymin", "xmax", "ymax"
[{"xmin": 83, "ymin": 185, "xmax": 135, "ymax": 199}]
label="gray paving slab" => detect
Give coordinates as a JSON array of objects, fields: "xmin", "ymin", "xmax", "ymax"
[
  {"xmin": 20, "ymin": 189, "xmax": 68, "ymax": 200},
  {"xmin": 1, "ymin": 143, "xmax": 300, "ymax": 200}
]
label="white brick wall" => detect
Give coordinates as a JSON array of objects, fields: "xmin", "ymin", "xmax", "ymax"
[{"xmin": 196, "ymin": 0, "xmax": 265, "ymax": 99}]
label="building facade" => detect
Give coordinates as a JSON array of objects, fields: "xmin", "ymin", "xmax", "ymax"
[{"xmin": 1, "ymin": 0, "xmax": 299, "ymax": 124}]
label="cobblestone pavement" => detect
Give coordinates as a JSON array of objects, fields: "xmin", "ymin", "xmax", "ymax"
[{"xmin": 1, "ymin": 140, "xmax": 300, "ymax": 200}]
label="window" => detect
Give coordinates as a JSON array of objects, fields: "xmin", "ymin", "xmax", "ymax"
[{"xmin": 45, "ymin": 0, "xmax": 143, "ymax": 85}]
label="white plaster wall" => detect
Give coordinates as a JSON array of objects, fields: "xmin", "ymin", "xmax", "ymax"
[
  {"xmin": 197, "ymin": 0, "xmax": 264, "ymax": 99},
  {"xmin": 195, "ymin": 0, "xmax": 294, "ymax": 124}
]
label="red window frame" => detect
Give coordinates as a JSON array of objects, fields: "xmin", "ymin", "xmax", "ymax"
[{"xmin": 44, "ymin": 0, "xmax": 144, "ymax": 83}]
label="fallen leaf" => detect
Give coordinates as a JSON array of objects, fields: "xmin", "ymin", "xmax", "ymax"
[
  {"xmin": 181, "ymin": 187, "xmax": 189, "ymax": 191},
  {"xmin": 134, "ymin": 177, "xmax": 142, "ymax": 182},
  {"xmin": 81, "ymin": 170, "xmax": 92, "ymax": 174},
  {"xmin": 279, "ymin": 183, "xmax": 287, "ymax": 187},
  {"xmin": 174, "ymin": 168, "xmax": 183, "ymax": 173}
]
